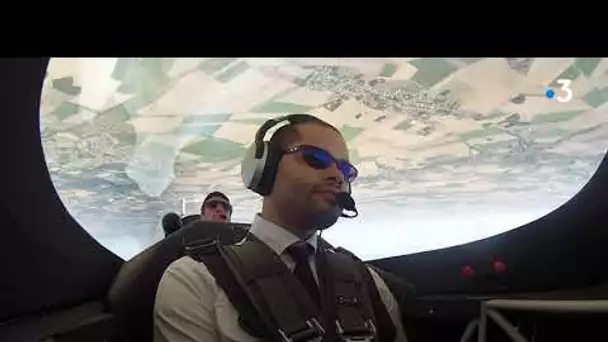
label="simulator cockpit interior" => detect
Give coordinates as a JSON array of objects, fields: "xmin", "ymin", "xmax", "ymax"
[{"xmin": 1, "ymin": 58, "xmax": 607, "ymax": 342}]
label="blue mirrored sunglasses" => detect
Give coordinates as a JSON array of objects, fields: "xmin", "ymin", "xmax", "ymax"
[{"xmin": 284, "ymin": 145, "xmax": 358, "ymax": 183}]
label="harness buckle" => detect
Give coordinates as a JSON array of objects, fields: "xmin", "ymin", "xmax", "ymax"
[
  {"xmin": 335, "ymin": 319, "xmax": 377, "ymax": 342},
  {"xmin": 277, "ymin": 318, "xmax": 325, "ymax": 342}
]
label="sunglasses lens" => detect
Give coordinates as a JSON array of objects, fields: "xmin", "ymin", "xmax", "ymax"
[
  {"xmin": 338, "ymin": 162, "xmax": 358, "ymax": 182},
  {"xmin": 302, "ymin": 146, "xmax": 358, "ymax": 182},
  {"xmin": 302, "ymin": 147, "xmax": 332, "ymax": 169}
]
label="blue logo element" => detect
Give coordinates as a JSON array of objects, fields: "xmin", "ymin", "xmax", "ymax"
[{"xmin": 545, "ymin": 89, "xmax": 556, "ymax": 99}]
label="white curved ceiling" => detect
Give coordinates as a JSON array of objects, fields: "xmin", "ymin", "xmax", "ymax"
[{"xmin": 40, "ymin": 58, "xmax": 608, "ymax": 260}]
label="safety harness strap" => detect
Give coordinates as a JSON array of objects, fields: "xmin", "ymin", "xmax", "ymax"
[
  {"xmin": 185, "ymin": 237, "xmax": 394, "ymax": 342},
  {"xmin": 325, "ymin": 250, "xmax": 377, "ymax": 340},
  {"xmin": 184, "ymin": 238, "xmax": 266, "ymax": 338},
  {"xmin": 221, "ymin": 241, "xmax": 324, "ymax": 342},
  {"xmin": 336, "ymin": 248, "xmax": 397, "ymax": 342}
]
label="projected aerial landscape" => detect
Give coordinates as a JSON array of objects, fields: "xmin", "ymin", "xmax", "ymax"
[{"xmin": 40, "ymin": 58, "xmax": 608, "ymax": 259}]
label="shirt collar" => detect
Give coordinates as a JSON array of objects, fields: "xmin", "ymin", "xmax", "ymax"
[{"xmin": 249, "ymin": 214, "xmax": 318, "ymax": 255}]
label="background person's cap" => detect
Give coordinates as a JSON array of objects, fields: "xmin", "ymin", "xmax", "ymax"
[{"xmin": 203, "ymin": 191, "xmax": 230, "ymax": 205}]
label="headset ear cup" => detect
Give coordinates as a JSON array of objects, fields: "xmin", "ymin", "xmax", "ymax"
[
  {"xmin": 256, "ymin": 146, "xmax": 283, "ymax": 196},
  {"xmin": 243, "ymin": 113, "xmax": 319, "ymax": 196},
  {"xmin": 241, "ymin": 142, "xmax": 268, "ymax": 194}
]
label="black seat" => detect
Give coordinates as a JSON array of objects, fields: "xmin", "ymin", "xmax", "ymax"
[
  {"xmin": 0, "ymin": 301, "xmax": 118, "ymax": 342},
  {"xmin": 107, "ymin": 220, "xmax": 250, "ymax": 341},
  {"xmin": 181, "ymin": 214, "xmax": 200, "ymax": 227}
]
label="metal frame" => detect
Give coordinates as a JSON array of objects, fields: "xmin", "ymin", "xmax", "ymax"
[{"xmin": 459, "ymin": 299, "xmax": 608, "ymax": 342}]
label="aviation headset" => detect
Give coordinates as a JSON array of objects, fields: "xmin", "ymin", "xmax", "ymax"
[{"xmin": 241, "ymin": 114, "xmax": 324, "ymax": 196}]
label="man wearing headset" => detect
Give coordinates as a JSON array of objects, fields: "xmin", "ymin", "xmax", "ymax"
[{"xmin": 154, "ymin": 115, "xmax": 408, "ymax": 342}]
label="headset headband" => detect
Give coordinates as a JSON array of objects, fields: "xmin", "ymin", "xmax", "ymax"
[
  {"xmin": 253, "ymin": 114, "xmax": 317, "ymax": 158},
  {"xmin": 242, "ymin": 113, "xmax": 330, "ymax": 196}
]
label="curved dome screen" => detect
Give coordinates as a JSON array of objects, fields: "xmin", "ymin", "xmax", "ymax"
[{"xmin": 40, "ymin": 58, "xmax": 608, "ymax": 260}]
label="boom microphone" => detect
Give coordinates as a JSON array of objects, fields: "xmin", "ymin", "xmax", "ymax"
[
  {"xmin": 338, "ymin": 192, "xmax": 358, "ymax": 218},
  {"xmin": 314, "ymin": 182, "xmax": 358, "ymax": 230}
]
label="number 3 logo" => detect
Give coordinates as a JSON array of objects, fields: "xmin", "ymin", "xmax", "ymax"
[{"xmin": 556, "ymin": 79, "xmax": 573, "ymax": 103}]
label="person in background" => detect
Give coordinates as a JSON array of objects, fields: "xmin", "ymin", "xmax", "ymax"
[
  {"xmin": 162, "ymin": 191, "xmax": 233, "ymax": 238},
  {"xmin": 200, "ymin": 191, "xmax": 232, "ymax": 222}
]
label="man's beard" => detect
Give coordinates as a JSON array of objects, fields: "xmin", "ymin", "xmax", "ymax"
[
  {"xmin": 279, "ymin": 197, "xmax": 342, "ymax": 233},
  {"xmin": 310, "ymin": 201, "xmax": 342, "ymax": 231}
]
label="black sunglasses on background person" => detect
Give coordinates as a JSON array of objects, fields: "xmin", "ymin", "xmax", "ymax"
[{"xmin": 204, "ymin": 199, "xmax": 233, "ymax": 215}]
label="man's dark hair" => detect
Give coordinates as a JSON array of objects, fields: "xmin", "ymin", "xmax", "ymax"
[
  {"xmin": 203, "ymin": 191, "xmax": 230, "ymax": 205},
  {"xmin": 268, "ymin": 116, "xmax": 342, "ymax": 153}
]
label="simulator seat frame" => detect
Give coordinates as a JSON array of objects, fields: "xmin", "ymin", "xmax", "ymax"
[{"xmin": 459, "ymin": 297, "xmax": 608, "ymax": 342}]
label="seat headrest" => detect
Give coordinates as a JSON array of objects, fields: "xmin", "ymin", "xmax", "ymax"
[
  {"xmin": 161, "ymin": 212, "xmax": 182, "ymax": 236},
  {"xmin": 161, "ymin": 213, "xmax": 203, "ymax": 237},
  {"xmin": 107, "ymin": 220, "xmax": 250, "ymax": 341}
]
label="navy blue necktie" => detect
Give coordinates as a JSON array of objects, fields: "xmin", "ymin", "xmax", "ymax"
[{"xmin": 287, "ymin": 241, "xmax": 321, "ymax": 306}]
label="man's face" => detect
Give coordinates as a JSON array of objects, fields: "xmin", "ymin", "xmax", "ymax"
[
  {"xmin": 271, "ymin": 124, "xmax": 352, "ymax": 220},
  {"xmin": 201, "ymin": 196, "xmax": 232, "ymax": 222}
]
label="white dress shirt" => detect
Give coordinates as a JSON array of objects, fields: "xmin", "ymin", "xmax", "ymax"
[{"xmin": 154, "ymin": 215, "xmax": 408, "ymax": 342}]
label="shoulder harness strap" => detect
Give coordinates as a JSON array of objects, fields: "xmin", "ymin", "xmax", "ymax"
[
  {"xmin": 334, "ymin": 247, "xmax": 397, "ymax": 342},
  {"xmin": 322, "ymin": 248, "xmax": 378, "ymax": 341},
  {"xmin": 186, "ymin": 236, "xmax": 393, "ymax": 342},
  {"xmin": 183, "ymin": 229, "xmax": 266, "ymax": 337},
  {"xmin": 186, "ymin": 236, "xmax": 324, "ymax": 342},
  {"xmin": 221, "ymin": 239, "xmax": 325, "ymax": 342}
]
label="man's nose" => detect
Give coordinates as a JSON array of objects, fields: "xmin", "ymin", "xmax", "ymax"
[
  {"xmin": 325, "ymin": 167, "xmax": 345, "ymax": 185},
  {"xmin": 331, "ymin": 161, "xmax": 347, "ymax": 181}
]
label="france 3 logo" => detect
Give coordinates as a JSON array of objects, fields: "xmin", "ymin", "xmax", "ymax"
[{"xmin": 545, "ymin": 79, "xmax": 573, "ymax": 103}]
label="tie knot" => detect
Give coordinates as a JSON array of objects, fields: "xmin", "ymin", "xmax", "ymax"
[{"xmin": 287, "ymin": 241, "xmax": 314, "ymax": 264}]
